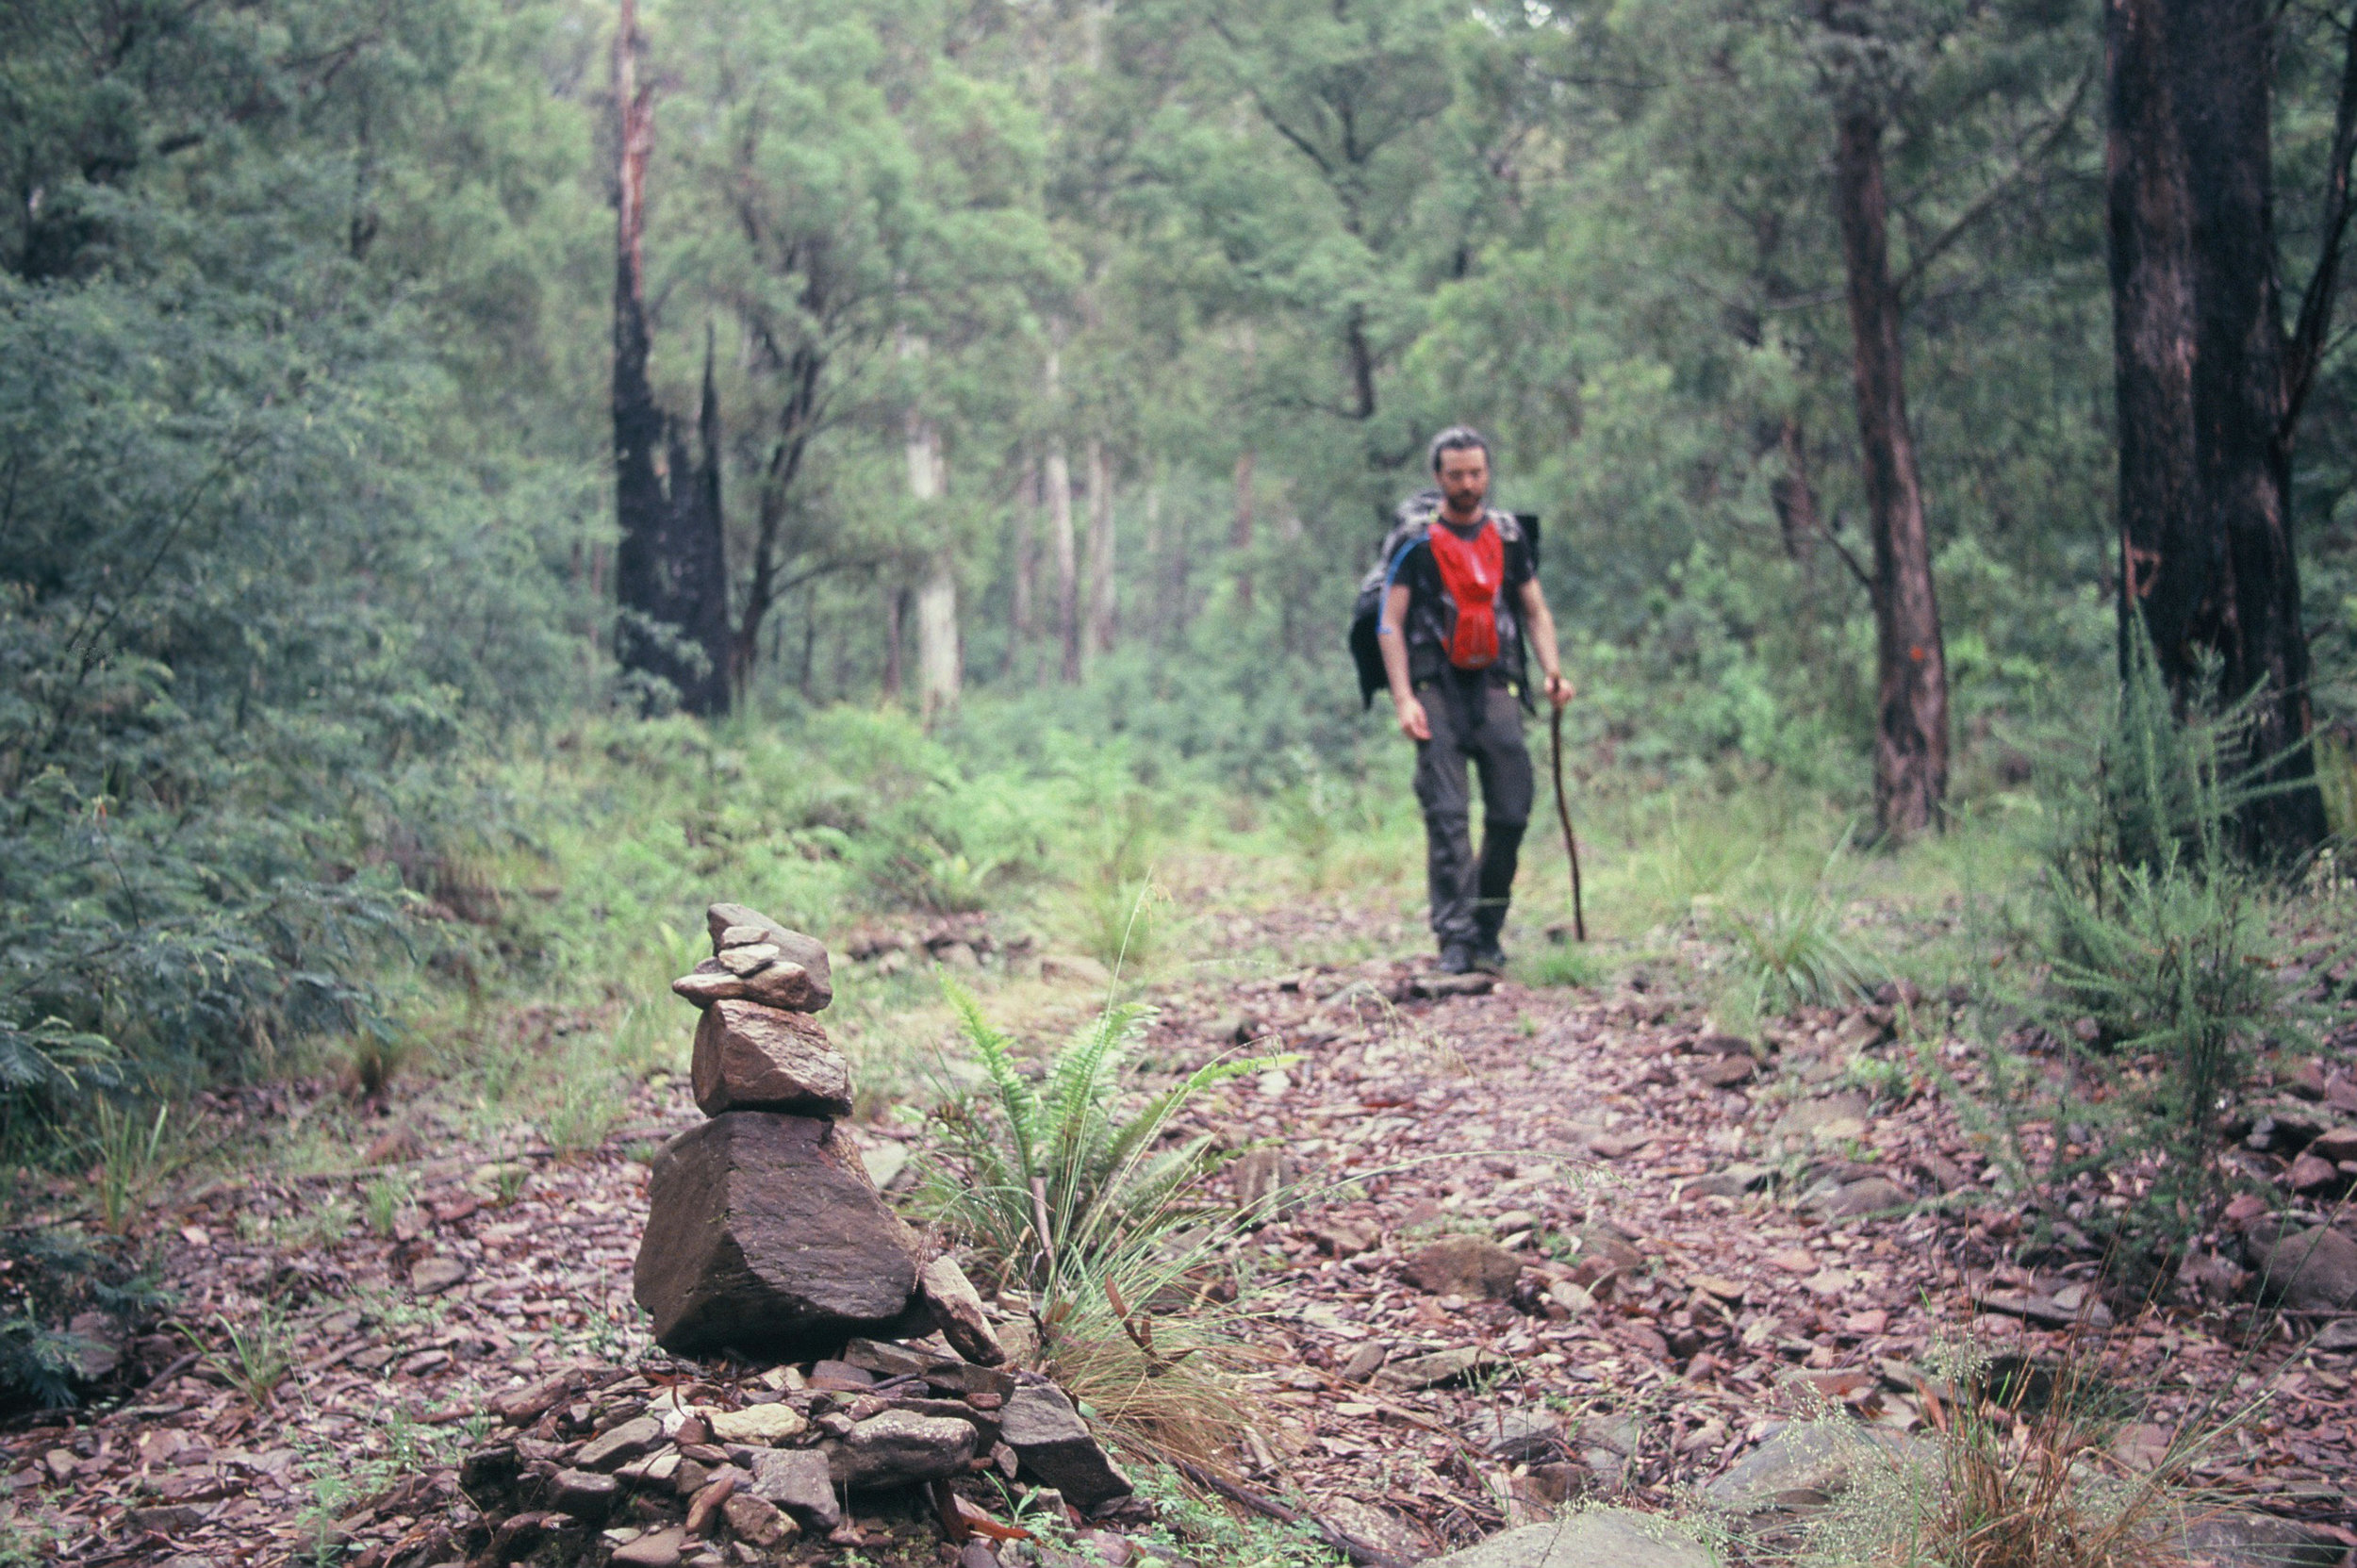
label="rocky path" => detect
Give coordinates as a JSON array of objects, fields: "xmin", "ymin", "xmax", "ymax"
[{"xmin": 8, "ymin": 905, "xmax": 2357, "ymax": 1567}]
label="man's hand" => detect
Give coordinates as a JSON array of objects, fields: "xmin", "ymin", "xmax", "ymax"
[
  {"xmin": 1544, "ymin": 671, "xmax": 1574, "ymax": 709},
  {"xmin": 1396, "ymin": 694, "xmax": 1431, "ymax": 741}
]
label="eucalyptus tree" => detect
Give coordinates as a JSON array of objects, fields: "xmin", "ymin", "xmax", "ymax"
[{"xmin": 2105, "ymin": 0, "xmax": 2357, "ymax": 858}]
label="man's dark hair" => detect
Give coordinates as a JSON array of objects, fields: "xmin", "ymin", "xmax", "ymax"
[{"xmin": 1427, "ymin": 425, "xmax": 1492, "ymax": 474}]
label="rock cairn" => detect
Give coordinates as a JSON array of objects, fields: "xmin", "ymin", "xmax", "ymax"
[
  {"xmin": 440, "ymin": 902, "xmax": 1141, "ymax": 1567},
  {"xmin": 635, "ymin": 902, "xmax": 1002, "ymax": 1362}
]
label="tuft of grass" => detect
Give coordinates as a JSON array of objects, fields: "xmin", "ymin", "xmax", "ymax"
[
  {"xmin": 1715, "ymin": 835, "xmax": 1883, "ymax": 1014},
  {"xmin": 361, "ymin": 1172, "xmax": 413, "ymax": 1238},
  {"xmin": 1521, "ymin": 939, "xmax": 1611, "ymax": 989},
  {"xmin": 1075, "ymin": 877, "xmax": 1170, "ymax": 974},
  {"xmin": 88, "ymin": 1100, "xmax": 175, "ymax": 1235},
  {"xmin": 191, "ymin": 1304, "xmax": 296, "ymax": 1408}
]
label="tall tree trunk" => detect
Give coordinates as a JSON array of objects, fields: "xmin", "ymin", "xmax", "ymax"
[
  {"xmin": 882, "ymin": 584, "xmax": 907, "ymax": 700},
  {"xmin": 1162, "ymin": 476, "xmax": 1190, "ymax": 636},
  {"xmin": 1006, "ymin": 454, "xmax": 1038, "ymax": 681},
  {"xmin": 906, "ymin": 406, "xmax": 959, "ymax": 717},
  {"xmin": 1231, "ymin": 449, "xmax": 1256, "ymax": 615},
  {"xmin": 1834, "ymin": 109, "xmax": 1949, "ymax": 841},
  {"xmin": 1085, "ymin": 435, "xmax": 1116, "ymax": 657},
  {"xmin": 609, "ymin": 2, "xmax": 729, "ymax": 717},
  {"xmin": 2108, "ymin": 0, "xmax": 2333, "ymax": 857},
  {"xmin": 1770, "ymin": 418, "xmax": 1821, "ymax": 566},
  {"xmin": 1048, "ymin": 439, "xmax": 1079, "ymax": 683}
]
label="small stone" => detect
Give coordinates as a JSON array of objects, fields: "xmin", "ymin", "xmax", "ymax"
[
  {"xmin": 1418, "ymin": 1510, "xmax": 1712, "ymax": 1568},
  {"xmin": 1340, "ymin": 1343, "xmax": 1389, "ymax": 1382},
  {"xmin": 750, "ymin": 1448, "xmax": 840, "ymax": 1531},
  {"xmin": 704, "ymin": 1404, "xmax": 807, "ymax": 1445},
  {"xmin": 1466, "ymin": 1408, "xmax": 1561, "ymax": 1463},
  {"xmin": 492, "ymin": 1368, "xmax": 586, "ymax": 1425},
  {"xmin": 1375, "ymin": 1346, "xmax": 1501, "ymax": 1391},
  {"xmin": 706, "ymin": 904, "xmax": 832, "ymax": 986},
  {"xmin": 577, "ymin": 1416, "xmax": 666, "ymax": 1471},
  {"xmin": 2289, "ymin": 1153, "xmax": 2341, "ymax": 1194},
  {"xmin": 1040, "ymin": 953, "xmax": 1113, "ymax": 986},
  {"xmin": 832, "ymin": 1410, "xmax": 977, "ymax": 1490},
  {"xmin": 609, "ymin": 1527, "xmax": 688, "ymax": 1568},
  {"xmin": 1695, "ymin": 1055, "xmax": 1755, "ymax": 1088},
  {"xmin": 691, "ymin": 1000, "xmax": 853, "ymax": 1117},
  {"xmin": 1402, "ymin": 1236, "xmax": 1523, "ymax": 1299},
  {"xmin": 2308, "ymin": 1125, "xmax": 2357, "ymax": 1163},
  {"xmin": 1312, "ymin": 1220, "xmax": 1377, "ymax": 1258},
  {"xmin": 1704, "ymin": 1421, "xmax": 1921, "ymax": 1513},
  {"xmin": 717, "ymin": 924, "xmax": 775, "ymax": 949},
  {"xmin": 919, "ymin": 1256, "xmax": 1007, "ymax": 1366},
  {"xmin": 549, "ymin": 1468, "xmax": 619, "ymax": 1522},
  {"xmin": 409, "ymin": 1257, "xmax": 469, "ymax": 1295},
  {"xmin": 718, "ymin": 943, "xmax": 785, "ymax": 976},
  {"xmin": 1818, "ymin": 1177, "xmax": 1909, "ymax": 1218},
  {"xmin": 2246, "ymin": 1224, "xmax": 2357, "ymax": 1310},
  {"xmin": 2179, "ymin": 1510, "xmax": 2345, "ymax": 1568},
  {"xmin": 998, "ymin": 1382, "xmax": 1133, "ymax": 1508},
  {"xmin": 126, "ymin": 1504, "xmax": 209, "ymax": 1536},
  {"xmin": 721, "ymin": 1493, "xmax": 794, "ymax": 1547}
]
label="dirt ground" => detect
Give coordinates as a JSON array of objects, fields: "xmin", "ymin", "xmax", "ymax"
[{"xmin": 9, "ymin": 897, "xmax": 2355, "ymax": 1566}]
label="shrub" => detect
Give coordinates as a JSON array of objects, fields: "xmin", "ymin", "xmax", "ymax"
[
  {"xmin": 1961, "ymin": 625, "xmax": 2325, "ymax": 1260},
  {"xmin": 911, "ymin": 987, "xmax": 1271, "ymax": 1458}
]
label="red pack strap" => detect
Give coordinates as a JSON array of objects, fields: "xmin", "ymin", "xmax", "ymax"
[{"xmin": 1426, "ymin": 516, "xmax": 1504, "ymax": 669}]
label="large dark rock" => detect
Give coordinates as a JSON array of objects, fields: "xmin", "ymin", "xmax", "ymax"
[
  {"xmin": 829, "ymin": 1410, "xmax": 977, "ymax": 1490},
  {"xmin": 690, "ymin": 1000, "xmax": 853, "ymax": 1117},
  {"xmin": 2244, "ymin": 1223, "xmax": 2357, "ymax": 1311},
  {"xmin": 999, "ymin": 1381, "xmax": 1132, "ymax": 1509},
  {"xmin": 634, "ymin": 1113, "xmax": 922, "ymax": 1358}
]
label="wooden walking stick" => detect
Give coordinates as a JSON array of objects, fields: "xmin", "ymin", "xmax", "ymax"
[{"xmin": 1549, "ymin": 702, "xmax": 1587, "ymax": 941}]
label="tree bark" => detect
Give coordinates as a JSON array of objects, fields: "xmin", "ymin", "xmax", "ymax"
[
  {"xmin": 2107, "ymin": 0, "xmax": 2332, "ymax": 857},
  {"xmin": 882, "ymin": 584, "xmax": 907, "ymax": 701},
  {"xmin": 1231, "ymin": 449, "xmax": 1256, "ymax": 616},
  {"xmin": 610, "ymin": 1, "xmax": 730, "ymax": 717},
  {"xmin": 1085, "ymin": 435, "xmax": 1116, "ymax": 657},
  {"xmin": 1048, "ymin": 439, "xmax": 1079, "ymax": 683},
  {"xmin": 1834, "ymin": 108, "xmax": 1950, "ymax": 842},
  {"xmin": 906, "ymin": 405, "xmax": 959, "ymax": 716},
  {"xmin": 1006, "ymin": 454, "xmax": 1038, "ymax": 681},
  {"xmin": 1769, "ymin": 418, "xmax": 1821, "ymax": 567}
]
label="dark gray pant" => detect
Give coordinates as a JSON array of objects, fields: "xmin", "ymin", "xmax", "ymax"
[{"xmin": 1412, "ymin": 669, "xmax": 1534, "ymax": 950}]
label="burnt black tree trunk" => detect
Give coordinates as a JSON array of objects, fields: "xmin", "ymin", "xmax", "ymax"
[
  {"xmin": 610, "ymin": 1, "xmax": 730, "ymax": 716},
  {"xmin": 2106, "ymin": 0, "xmax": 2355, "ymax": 858}
]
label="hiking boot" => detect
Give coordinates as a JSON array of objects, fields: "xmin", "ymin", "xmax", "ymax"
[
  {"xmin": 1436, "ymin": 944, "xmax": 1478, "ymax": 975},
  {"xmin": 1471, "ymin": 940, "xmax": 1508, "ymax": 973}
]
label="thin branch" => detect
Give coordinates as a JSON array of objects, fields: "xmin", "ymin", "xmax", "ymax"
[
  {"xmin": 1819, "ymin": 507, "xmax": 1875, "ymax": 593},
  {"xmin": 1896, "ymin": 62, "xmax": 2094, "ymax": 301}
]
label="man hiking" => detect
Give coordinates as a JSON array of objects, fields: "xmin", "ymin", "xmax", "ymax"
[{"xmin": 1373, "ymin": 427, "xmax": 1573, "ymax": 974}]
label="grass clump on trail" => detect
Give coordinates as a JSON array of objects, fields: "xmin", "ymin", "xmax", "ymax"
[
  {"xmin": 914, "ymin": 985, "xmax": 1275, "ymax": 1462},
  {"xmin": 1772, "ymin": 1338, "xmax": 2227, "ymax": 1568}
]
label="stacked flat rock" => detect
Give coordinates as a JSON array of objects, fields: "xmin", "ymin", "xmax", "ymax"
[
  {"xmin": 635, "ymin": 903, "xmax": 1012, "ymax": 1370},
  {"xmin": 635, "ymin": 904, "xmax": 920, "ymax": 1359}
]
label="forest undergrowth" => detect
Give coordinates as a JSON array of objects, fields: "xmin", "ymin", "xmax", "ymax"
[{"xmin": 5, "ymin": 695, "xmax": 2355, "ymax": 1568}]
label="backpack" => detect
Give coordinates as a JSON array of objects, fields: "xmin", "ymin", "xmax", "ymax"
[{"xmin": 1348, "ymin": 492, "xmax": 1541, "ymax": 710}]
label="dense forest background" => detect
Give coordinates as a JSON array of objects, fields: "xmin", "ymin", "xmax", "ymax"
[{"xmin": 8, "ymin": 0, "xmax": 2357, "ymax": 1142}]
